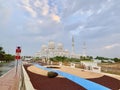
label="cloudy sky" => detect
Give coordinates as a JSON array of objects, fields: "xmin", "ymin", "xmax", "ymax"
[{"xmin": 0, "ymin": 0, "xmax": 120, "ymax": 58}]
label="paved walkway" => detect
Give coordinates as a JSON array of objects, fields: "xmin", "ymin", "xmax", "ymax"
[{"xmin": 0, "ymin": 66, "xmax": 21, "ymax": 90}]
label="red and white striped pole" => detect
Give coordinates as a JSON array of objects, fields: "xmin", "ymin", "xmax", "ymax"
[{"xmin": 15, "ymin": 46, "xmax": 21, "ymax": 73}]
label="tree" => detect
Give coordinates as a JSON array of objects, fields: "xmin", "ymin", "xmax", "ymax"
[
  {"xmin": 113, "ymin": 58, "xmax": 120, "ymax": 62},
  {"xmin": 4, "ymin": 54, "xmax": 15, "ymax": 62},
  {"xmin": 80, "ymin": 56, "xmax": 85, "ymax": 60},
  {"xmin": 0, "ymin": 46, "xmax": 14, "ymax": 62},
  {"xmin": 0, "ymin": 47, "xmax": 5, "ymax": 61},
  {"xmin": 95, "ymin": 56, "xmax": 109, "ymax": 60},
  {"xmin": 50, "ymin": 56, "xmax": 80, "ymax": 62},
  {"xmin": 80, "ymin": 56, "xmax": 93, "ymax": 61}
]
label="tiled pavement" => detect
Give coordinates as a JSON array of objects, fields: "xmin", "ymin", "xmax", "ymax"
[{"xmin": 0, "ymin": 66, "xmax": 21, "ymax": 90}]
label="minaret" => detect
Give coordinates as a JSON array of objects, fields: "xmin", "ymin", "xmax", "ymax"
[
  {"xmin": 72, "ymin": 35, "xmax": 75, "ymax": 53},
  {"xmin": 83, "ymin": 42, "xmax": 86, "ymax": 57}
]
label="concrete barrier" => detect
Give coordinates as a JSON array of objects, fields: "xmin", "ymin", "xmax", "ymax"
[{"xmin": 22, "ymin": 66, "xmax": 34, "ymax": 90}]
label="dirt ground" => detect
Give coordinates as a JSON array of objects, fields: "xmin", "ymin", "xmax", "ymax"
[{"xmin": 25, "ymin": 65, "xmax": 120, "ymax": 90}]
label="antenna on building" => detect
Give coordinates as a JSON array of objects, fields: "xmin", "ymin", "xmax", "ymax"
[{"xmin": 82, "ymin": 42, "xmax": 86, "ymax": 57}]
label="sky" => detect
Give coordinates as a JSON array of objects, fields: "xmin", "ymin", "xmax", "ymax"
[{"xmin": 0, "ymin": 0, "xmax": 120, "ymax": 58}]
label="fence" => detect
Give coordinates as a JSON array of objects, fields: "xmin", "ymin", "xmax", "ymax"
[{"xmin": 101, "ymin": 66, "xmax": 120, "ymax": 75}]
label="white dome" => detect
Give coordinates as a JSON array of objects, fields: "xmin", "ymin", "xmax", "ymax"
[
  {"xmin": 48, "ymin": 41, "xmax": 55, "ymax": 49},
  {"xmin": 57, "ymin": 43, "xmax": 63, "ymax": 50},
  {"xmin": 41, "ymin": 45, "xmax": 47, "ymax": 50}
]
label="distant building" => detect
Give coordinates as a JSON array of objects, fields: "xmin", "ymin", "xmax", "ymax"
[
  {"xmin": 34, "ymin": 41, "xmax": 80, "ymax": 59},
  {"xmin": 22, "ymin": 56, "xmax": 33, "ymax": 61}
]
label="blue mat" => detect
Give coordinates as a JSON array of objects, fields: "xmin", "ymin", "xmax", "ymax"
[{"xmin": 34, "ymin": 64, "xmax": 110, "ymax": 90}]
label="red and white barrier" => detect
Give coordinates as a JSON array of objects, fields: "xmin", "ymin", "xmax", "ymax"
[
  {"xmin": 15, "ymin": 46, "xmax": 21, "ymax": 60},
  {"xmin": 15, "ymin": 46, "xmax": 21, "ymax": 73}
]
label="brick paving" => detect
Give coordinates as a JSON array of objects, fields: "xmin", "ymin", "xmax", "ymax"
[{"xmin": 0, "ymin": 66, "xmax": 21, "ymax": 90}]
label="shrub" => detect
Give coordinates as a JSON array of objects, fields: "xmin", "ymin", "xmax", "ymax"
[{"xmin": 47, "ymin": 71, "xmax": 58, "ymax": 78}]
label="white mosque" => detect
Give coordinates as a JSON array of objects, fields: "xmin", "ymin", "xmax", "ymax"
[{"xmin": 34, "ymin": 37, "xmax": 81, "ymax": 59}]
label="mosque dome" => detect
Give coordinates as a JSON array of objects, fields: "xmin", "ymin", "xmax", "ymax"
[
  {"xmin": 48, "ymin": 41, "xmax": 55, "ymax": 49},
  {"xmin": 57, "ymin": 43, "xmax": 63, "ymax": 50},
  {"xmin": 41, "ymin": 45, "xmax": 47, "ymax": 50}
]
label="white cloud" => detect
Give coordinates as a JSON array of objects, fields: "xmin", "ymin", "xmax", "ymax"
[
  {"xmin": 70, "ymin": 25, "xmax": 84, "ymax": 35},
  {"xmin": 21, "ymin": 0, "xmax": 30, "ymax": 6},
  {"xmin": 34, "ymin": 0, "xmax": 42, "ymax": 7},
  {"xmin": 96, "ymin": 0, "xmax": 114, "ymax": 14},
  {"xmin": 33, "ymin": 0, "xmax": 50, "ymax": 16},
  {"xmin": 86, "ymin": 9, "xmax": 94, "ymax": 16},
  {"xmin": 20, "ymin": 0, "xmax": 61, "ymax": 22},
  {"xmin": 37, "ymin": 0, "xmax": 49, "ymax": 16},
  {"xmin": 21, "ymin": 0, "xmax": 37, "ymax": 17},
  {"xmin": 37, "ymin": 20, "xmax": 43, "ymax": 24},
  {"xmin": 75, "ymin": 9, "xmax": 94, "ymax": 17},
  {"xmin": 104, "ymin": 43, "xmax": 120, "ymax": 49},
  {"xmin": 51, "ymin": 14, "xmax": 60, "ymax": 23},
  {"xmin": 42, "ymin": 7, "xmax": 49, "ymax": 16},
  {"xmin": 22, "ymin": 6, "xmax": 37, "ymax": 17}
]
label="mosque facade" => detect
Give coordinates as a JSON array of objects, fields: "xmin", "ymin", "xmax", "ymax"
[{"xmin": 34, "ymin": 41, "xmax": 80, "ymax": 59}]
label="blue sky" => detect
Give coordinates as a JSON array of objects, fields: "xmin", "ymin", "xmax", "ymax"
[{"xmin": 0, "ymin": 0, "xmax": 120, "ymax": 58}]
